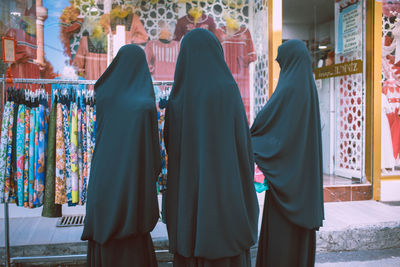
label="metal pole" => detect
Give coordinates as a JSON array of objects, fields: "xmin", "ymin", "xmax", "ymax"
[
  {"xmin": 2, "ymin": 74, "xmax": 10, "ymax": 267},
  {"xmin": 4, "ymin": 202, "xmax": 10, "ymax": 267}
]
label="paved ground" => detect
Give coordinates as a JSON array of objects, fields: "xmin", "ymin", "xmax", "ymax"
[
  {"xmin": 1, "ymin": 196, "xmax": 400, "ymax": 266},
  {"xmin": 315, "ymin": 248, "xmax": 400, "ymax": 267}
]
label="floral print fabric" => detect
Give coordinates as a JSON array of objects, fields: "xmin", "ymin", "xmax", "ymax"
[{"xmin": 0, "ymin": 102, "xmax": 11, "ymax": 203}]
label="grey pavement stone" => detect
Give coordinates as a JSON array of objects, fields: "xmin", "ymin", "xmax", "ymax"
[{"xmin": 1, "ymin": 199, "xmax": 400, "ymax": 265}]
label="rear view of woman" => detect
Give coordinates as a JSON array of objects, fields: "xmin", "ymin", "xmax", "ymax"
[
  {"xmin": 251, "ymin": 40, "xmax": 324, "ymax": 267},
  {"xmin": 82, "ymin": 44, "xmax": 161, "ymax": 267},
  {"xmin": 164, "ymin": 28, "xmax": 259, "ymax": 267}
]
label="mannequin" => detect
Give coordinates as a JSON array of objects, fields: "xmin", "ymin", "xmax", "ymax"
[
  {"xmin": 72, "ymin": 25, "xmax": 108, "ymax": 81},
  {"xmin": 144, "ymin": 26, "xmax": 180, "ymax": 81},
  {"xmin": 174, "ymin": 7, "xmax": 216, "ymax": 41},
  {"xmin": 215, "ymin": 16, "xmax": 256, "ymax": 121},
  {"xmin": 382, "ymin": 93, "xmax": 396, "ymax": 173}
]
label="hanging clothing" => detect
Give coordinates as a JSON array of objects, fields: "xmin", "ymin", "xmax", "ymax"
[
  {"xmin": 55, "ymin": 102, "xmax": 67, "ymax": 204},
  {"xmin": 28, "ymin": 106, "xmax": 35, "ymax": 207},
  {"xmin": 0, "ymin": 102, "xmax": 12, "ymax": 203},
  {"xmin": 174, "ymin": 14, "xmax": 216, "ymax": 41},
  {"xmin": 382, "ymin": 94, "xmax": 396, "ymax": 169},
  {"xmin": 0, "ymin": 89, "xmax": 49, "ymax": 207},
  {"xmin": 82, "ymin": 44, "xmax": 160, "ymax": 267},
  {"xmin": 126, "ymin": 13, "xmax": 148, "ymax": 44},
  {"xmin": 23, "ymin": 107, "xmax": 31, "ymax": 206},
  {"xmin": 16, "ymin": 104, "xmax": 26, "ymax": 206},
  {"xmin": 72, "ymin": 35, "xmax": 108, "ymax": 80},
  {"xmin": 216, "ymin": 26, "xmax": 257, "ymax": 120},
  {"xmin": 70, "ymin": 102, "xmax": 79, "ymax": 204},
  {"xmin": 250, "ymin": 40, "xmax": 323, "ymax": 267},
  {"xmin": 165, "ymin": 29, "xmax": 258, "ymax": 265},
  {"xmin": 110, "ymin": 13, "xmax": 148, "ymax": 45},
  {"xmin": 4, "ymin": 102, "xmax": 15, "ymax": 203},
  {"xmin": 144, "ymin": 39, "xmax": 180, "ymax": 81},
  {"xmin": 42, "ymin": 98, "xmax": 62, "ymax": 218}
]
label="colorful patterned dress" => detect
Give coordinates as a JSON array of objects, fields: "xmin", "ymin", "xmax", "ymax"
[
  {"xmin": 55, "ymin": 103, "xmax": 67, "ymax": 204},
  {"xmin": 0, "ymin": 102, "xmax": 11, "ymax": 203},
  {"xmin": 28, "ymin": 107, "xmax": 35, "ymax": 207},
  {"xmin": 4, "ymin": 102, "xmax": 15, "ymax": 202},
  {"xmin": 15, "ymin": 104, "xmax": 26, "ymax": 206},
  {"xmin": 23, "ymin": 107, "xmax": 31, "ymax": 206},
  {"xmin": 62, "ymin": 103, "xmax": 72, "ymax": 205},
  {"xmin": 32, "ymin": 105, "xmax": 45, "ymax": 207},
  {"xmin": 70, "ymin": 102, "xmax": 79, "ymax": 204}
]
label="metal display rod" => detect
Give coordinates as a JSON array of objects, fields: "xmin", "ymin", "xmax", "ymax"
[
  {"xmin": 0, "ymin": 77, "xmax": 172, "ymax": 267},
  {"xmin": 0, "ymin": 78, "xmax": 173, "ymax": 86}
]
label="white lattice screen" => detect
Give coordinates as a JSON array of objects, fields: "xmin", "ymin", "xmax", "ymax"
[
  {"xmin": 334, "ymin": 0, "xmax": 365, "ymax": 179},
  {"xmin": 250, "ymin": 0, "xmax": 269, "ymax": 118}
]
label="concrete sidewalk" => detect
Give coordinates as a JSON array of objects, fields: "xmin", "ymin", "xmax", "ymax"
[{"xmin": 1, "ymin": 197, "xmax": 400, "ymax": 265}]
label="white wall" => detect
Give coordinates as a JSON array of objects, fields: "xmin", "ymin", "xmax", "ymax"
[
  {"xmin": 283, "ymin": 23, "xmax": 310, "ymax": 40},
  {"xmin": 381, "ymin": 180, "xmax": 400, "ymax": 201}
]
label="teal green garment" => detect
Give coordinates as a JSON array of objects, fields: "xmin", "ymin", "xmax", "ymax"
[
  {"xmin": 82, "ymin": 45, "xmax": 161, "ymax": 245},
  {"xmin": 254, "ymin": 180, "xmax": 269, "ymax": 193},
  {"xmin": 250, "ymin": 40, "xmax": 324, "ymax": 230},
  {"xmin": 165, "ymin": 29, "xmax": 259, "ymax": 260}
]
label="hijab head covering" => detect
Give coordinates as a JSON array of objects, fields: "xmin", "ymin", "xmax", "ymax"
[
  {"xmin": 250, "ymin": 39, "xmax": 324, "ymax": 230},
  {"xmin": 81, "ymin": 44, "xmax": 161, "ymax": 244},
  {"xmin": 165, "ymin": 29, "xmax": 259, "ymax": 260}
]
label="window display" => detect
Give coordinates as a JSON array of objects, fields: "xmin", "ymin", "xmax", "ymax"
[
  {"xmin": 382, "ymin": 0, "xmax": 400, "ymax": 175},
  {"xmin": 0, "ymin": 0, "xmax": 269, "ymax": 120},
  {"xmin": 56, "ymin": 0, "xmax": 268, "ymax": 121}
]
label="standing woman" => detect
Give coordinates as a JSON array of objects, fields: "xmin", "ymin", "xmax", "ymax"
[
  {"xmin": 165, "ymin": 29, "xmax": 259, "ymax": 266},
  {"xmin": 82, "ymin": 44, "xmax": 161, "ymax": 267},
  {"xmin": 251, "ymin": 39, "xmax": 324, "ymax": 267}
]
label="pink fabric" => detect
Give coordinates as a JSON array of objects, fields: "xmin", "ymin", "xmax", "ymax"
[
  {"xmin": 173, "ymin": 14, "xmax": 216, "ymax": 41},
  {"xmin": 254, "ymin": 165, "xmax": 264, "ymax": 183},
  {"xmin": 144, "ymin": 40, "xmax": 180, "ymax": 81},
  {"xmin": 72, "ymin": 36, "xmax": 108, "ymax": 81},
  {"xmin": 216, "ymin": 27, "xmax": 256, "ymax": 120}
]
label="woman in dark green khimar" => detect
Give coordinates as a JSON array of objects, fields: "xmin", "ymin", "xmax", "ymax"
[
  {"xmin": 81, "ymin": 44, "xmax": 161, "ymax": 267},
  {"xmin": 251, "ymin": 39, "xmax": 324, "ymax": 267},
  {"xmin": 165, "ymin": 28, "xmax": 259, "ymax": 267}
]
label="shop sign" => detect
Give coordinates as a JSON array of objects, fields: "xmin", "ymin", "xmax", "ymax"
[
  {"xmin": 314, "ymin": 59, "xmax": 363, "ymax": 80},
  {"xmin": 342, "ymin": 7, "xmax": 360, "ymax": 54},
  {"xmin": 336, "ymin": 2, "xmax": 361, "ymax": 54},
  {"xmin": 2, "ymin": 37, "xmax": 16, "ymax": 63}
]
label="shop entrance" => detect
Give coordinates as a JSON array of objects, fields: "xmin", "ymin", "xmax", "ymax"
[{"xmin": 282, "ymin": 0, "xmax": 370, "ymax": 195}]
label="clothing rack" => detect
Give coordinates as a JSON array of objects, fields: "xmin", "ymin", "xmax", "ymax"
[{"xmin": 0, "ymin": 76, "xmax": 173, "ymax": 267}]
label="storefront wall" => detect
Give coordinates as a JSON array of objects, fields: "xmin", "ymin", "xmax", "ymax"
[
  {"xmin": 1, "ymin": 0, "xmax": 395, "ymax": 201},
  {"xmin": 297, "ymin": 0, "xmax": 367, "ymax": 184},
  {"xmin": 380, "ymin": 0, "xmax": 400, "ymax": 201}
]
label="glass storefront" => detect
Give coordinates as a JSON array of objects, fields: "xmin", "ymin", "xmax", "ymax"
[
  {"xmin": 1, "ymin": 0, "xmax": 270, "ymax": 121},
  {"xmin": 382, "ymin": 0, "xmax": 400, "ymax": 176},
  {"xmin": 284, "ymin": 0, "xmax": 366, "ymax": 184}
]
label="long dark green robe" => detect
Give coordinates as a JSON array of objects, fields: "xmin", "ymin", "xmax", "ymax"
[
  {"xmin": 81, "ymin": 44, "xmax": 161, "ymax": 267},
  {"xmin": 165, "ymin": 29, "xmax": 259, "ymax": 266},
  {"xmin": 250, "ymin": 39, "xmax": 324, "ymax": 267}
]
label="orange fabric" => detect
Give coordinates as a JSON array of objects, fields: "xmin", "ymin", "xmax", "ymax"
[
  {"xmin": 72, "ymin": 36, "xmax": 108, "ymax": 80},
  {"xmin": 126, "ymin": 14, "xmax": 148, "ymax": 44}
]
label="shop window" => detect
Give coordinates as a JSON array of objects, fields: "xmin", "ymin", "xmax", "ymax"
[
  {"xmin": 382, "ymin": 0, "xmax": 400, "ymax": 176},
  {"xmin": 33, "ymin": 0, "xmax": 268, "ymax": 122},
  {"xmin": 284, "ymin": 0, "xmax": 366, "ymax": 184}
]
